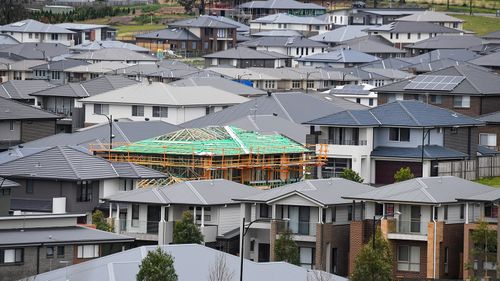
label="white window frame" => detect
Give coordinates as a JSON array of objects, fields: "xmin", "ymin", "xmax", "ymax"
[
  {"xmin": 77, "ymin": 245, "xmax": 100, "ymax": 259},
  {"xmin": 479, "ymin": 133, "xmax": 497, "ymax": 147},
  {"xmin": 397, "ymin": 245, "xmax": 420, "ymax": 272}
]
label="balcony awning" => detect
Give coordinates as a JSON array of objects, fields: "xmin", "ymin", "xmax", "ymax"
[{"xmin": 371, "ymin": 145, "xmax": 467, "ymax": 160}]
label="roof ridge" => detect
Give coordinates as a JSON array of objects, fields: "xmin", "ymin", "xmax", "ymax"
[
  {"xmin": 451, "ymin": 65, "xmax": 482, "ymax": 94},
  {"xmin": 397, "ymin": 101, "xmax": 422, "ymax": 126},
  {"xmin": 152, "ymin": 187, "xmax": 168, "ymax": 204},
  {"xmin": 58, "ymin": 146, "xmax": 82, "ymax": 180},
  {"xmin": 1, "ymin": 85, "xmax": 11, "ymax": 98},
  {"xmin": 185, "ymin": 181, "xmax": 208, "ymax": 205},
  {"xmin": 367, "ymin": 110, "xmax": 382, "ymax": 125},
  {"xmin": 113, "ymin": 123, "xmax": 130, "ymax": 143},
  {"xmin": 109, "ymin": 161, "xmax": 120, "ymax": 177},
  {"xmin": 415, "ymin": 178, "xmax": 437, "ymax": 203},
  {"xmin": 271, "ymin": 94, "xmax": 293, "ymax": 122},
  {"xmin": 346, "ymin": 110, "xmax": 361, "ymax": 125}
]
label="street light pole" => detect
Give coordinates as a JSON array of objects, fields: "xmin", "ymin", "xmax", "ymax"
[{"xmin": 97, "ymin": 114, "xmax": 113, "ymax": 149}]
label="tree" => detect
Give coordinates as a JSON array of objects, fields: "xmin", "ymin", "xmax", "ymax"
[
  {"xmin": 393, "ymin": 167, "xmax": 414, "ymax": 182},
  {"xmin": 0, "ymin": 0, "xmax": 29, "ymax": 25},
  {"xmin": 92, "ymin": 210, "xmax": 113, "ymax": 232},
  {"xmin": 274, "ymin": 229, "xmax": 300, "ymax": 265},
  {"xmin": 177, "ymin": 0, "xmax": 195, "ymax": 13},
  {"xmin": 208, "ymin": 253, "xmax": 234, "ymax": 281},
  {"xmin": 467, "ymin": 220, "xmax": 497, "ymax": 280},
  {"xmin": 136, "ymin": 247, "xmax": 178, "ymax": 281},
  {"xmin": 173, "ymin": 211, "xmax": 203, "ymax": 244},
  {"xmin": 350, "ymin": 228, "xmax": 393, "ymax": 281},
  {"xmin": 340, "ymin": 168, "xmax": 364, "ymax": 183}
]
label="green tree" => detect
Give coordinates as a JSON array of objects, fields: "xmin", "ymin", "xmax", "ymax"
[
  {"xmin": 351, "ymin": 228, "xmax": 393, "ymax": 281},
  {"xmin": 340, "ymin": 168, "xmax": 364, "ymax": 183},
  {"xmin": 136, "ymin": 247, "xmax": 178, "ymax": 281},
  {"xmin": 0, "ymin": 0, "xmax": 29, "ymax": 25},
  {"xmin": 393, "ymin": 167, "xmax": 415, "ymax": 182},
  {"xmin": 173, "ymin": 211, "xmax": 203, "ymax": 244},
  {"xmin": 467, "ymin": 220, "xmax": 497, "ymax": 280},
  {"xmin": 274, "ymin": 229, "xmax": 300, "ymax": 265},
  {"xmin": 177, "ymin": 0, "xmax": 195, "ymax": 13},
  {"xmin": 92, "ymin": 210, "xmax": 113, "ymax": 232}
]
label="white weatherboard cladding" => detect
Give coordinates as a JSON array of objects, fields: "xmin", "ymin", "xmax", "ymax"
[
  {"xmin": 273, "ymin": 194, "xmax": 319, "ymax": 207},
  {"xmin": 218, "ymin": 205, "xmax": 240, "ymax": 236}
]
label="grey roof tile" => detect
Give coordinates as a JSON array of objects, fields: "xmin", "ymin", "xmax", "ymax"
[
  {"xmin": 478, "ymin": 111, "xmax": 500, "ymax": 123},
  {"xmin": 170, "ymin": 15, "xmax": 238, "ymax": 29},
  {"xmin": 333, "ymin": 35, "xmax": 407, "ymax": 54},
  {"xmin": 241, "ymin": 36, "xmax": 327, "ymax": 48},
  {"xmin": 204, "ymin": 46, "xmax": 290, "ymax": 59},
  {"xmin": 0, "ymin": 19, "xmax": 74, "ymax": 34},
  {"xmin": 296, "ymin": 49, "xmax": 380, "ymax": 63},
  {"xmin": 30, "ymin": 59, "xmax": 89, "ymax": 71},
  {"xmin": 309, "ymin": 26, "xmax": 370, "ymax": 44},
  {"xmin": 135, "ymin": 28, "xmax": 200, "ymax": 41},
  {"xmin": 169, "ymin": 76, "xmax": 266, "ymax": 97},
  {"xmin": 469, "ymin": 52, "xmax": 500, "ymax": 67},
  {"xmin": 70, "ymin": 41, "xmax": 150, "ymax": 53},
  {"xmin": 252, "ymin": 30, "xmax": 303, "ymax": 37},
  {"xmin": 408, "ymin": 35, "xmax": 483, "ymax": 50},
  {"xmin": 0, "ymin": 42, "xmax": 70, "ymax": 60},
  {"xmin": 252, "ymin": 13, "xmax": 326, "ymax": 25},
  {"xmin": 367, "ymin": 21, "xmax": 462, "ymax": 34},
  {"xmin": 69, "ymin": 48, "xmax": 158, "ymax": 62},
  {"xmin": 395, "ymin": 11, "xmax": 464, "ymax": 23},
  {"xmin": 0, "ymin": 80, "xmax": 56, "ymax": 100},
  {"xmin": 0, "ymin": 96, "xmax": 59, "ymax": 120},
  {"xmin": 239, "ymin": 0, "xmax": 325, "ymax": 10},
  {"xmin": 371, "ymin": 145, "xmax": 468, "ymax": 159}
]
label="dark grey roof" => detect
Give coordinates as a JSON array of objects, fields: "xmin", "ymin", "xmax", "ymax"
[
  {"xmin": 30, "ymin": 75, "xmax": 139, "ymax": 98},
  {"xmin": 206, "ymin": 16, "xmax": 249, "ymax": 33},
  {"xmin": 204, "ymin": 46, "xmax": 290, "ymax": 59},
  {"xmin": 135, "ymin": 28, "xmax": 199, "ymax": 41},
  {"xmin": 333, "ymin": 66, "xmax": 388, "ymax": 80},
  {"xmin": 344, "ymin": 176, "xmax": 495, "ymax": 204},
  {"xmin": 403, "ymin": 49, "xmax": 481, "ymax": 64},
  {"xmin": 0, "ymin": 34, "xmax": 20, "ymax": 44},
  {"xmin": 181, "ymin": 92, "xmax": 366, "ymax": 128},
  {"xmin": 170, "ymin": 15, "xmax": 238, "ymax": 29},
  {"xmin": 360, "ymin": 57, "xmax": 413, "ymax": 70},
  {"xmin": 469, "ymin": 52, "xmax": 500, "ymax": 67},
  {"xmin": 483, "ymin": 30, "xmax": 500, "ymax": 40},
  {"xmin": 375, "ymin": 64, "xmax": 500, "ymax": 95},
  {"xmin": 367, "ymin": 21, "xmax": 462, "ymax": 34},
  {"xmin": 297, "ymin": 49, "xmax": 379, "ymax": 63},
  {"xmin": 16, "ymin": 120, "xmax": 180, "ymax": 149},
  {"xmin": 69, "ymin": 48, "xmax": 158, "ymax": 62},
  {"xmin": 241, "ymin": 36, "xmax": 327, "ymax": 48},
  {"xmin": 0, "ymin": 80, "xmax": 56, "ymax": 100},
  {"xmin": 395, "ymin": 11, "xmax": 464, "ymax": 23},
  {"xmin": 371, "ymin": 145, "xmax": 467, "ymax": 159},
  {"xmin": 478, "ymin": 111, "xmax": 500, "ymax": 123},
  {"xmin": 239, "ymin": 0, "xmax": 325, "ymax": 10},
  {"xmin": 235, "ymin": 178, "xmax": 374, "ymax": 206},
  {"xmin": 0, "ymin": 226, "xmax": 133, "ymax": 247},
  {"xmin": 329, "ymin": 84, "xmax": 372, "ymax": 95},
  {"xmin": 403, "ymin": 58, "xmax": 472, "ymax": 73},
  {"xmin": 118, "ymin": 61, "xmax": 206, "ymax": 79},
  {"xmin": 169, "ymin": 76, "xmax": 266, "ymax": 97},
  {"xmin": 333, "ymin": 35, "xmax": 407, "ymax": 54},
  {"xmin": 0, "ymin": 146, "xmax": 167, "ymax": 181},
  {"xmin": 0, "ymin": 177, "xmax": 20, "ymax": 188},
  {"xmin": 305, "ymin": 100, "xmax": 483, "ymax": 127},
  {"xmin": 0, "ymin": 43, "xmax": 70, "ymax": 60},
  {"xmin": 0, "ymin": 19, "xmax": 74, "ymax": 34},
  {"xmin": 106, "ymin": 179, "xmax": 263, "ymax": 205},
  {"xmin": 252, "ymin": 13, "xmax": 326, "ymax": 25},
  {"xmin": 69, "ymin": 41, "xmax": 150, "ymax": 53},
  {"xmin": 0, "ymin": 97, "xmax": 59, "ymax": 120},
  {"xmin": 408, "ymin": 35, "xmax": 483, "ymax": 50},
  {"xmin": 252, "ymin": 30, "xmax": 303, "ymax": 37},
  {"xmin": 30, "ymin": 59, "xmax": 89, "ymax": 71},
  {"xmin": 10, "ymin": 198, "xmax": 52, "ymax": 212},
  {"xmin": 309, "ymin": 25, "xmax": 369, "ymax": 44},
  {"xmin": 477, "ymin": 145, "xmax": 500, "ymax": 156}
]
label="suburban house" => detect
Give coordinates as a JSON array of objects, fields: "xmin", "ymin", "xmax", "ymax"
[
  {"xmin": 237, "ymin": 0, "xmax": 326, "ymax": 20},
  {"xmin": 31, "ymin": 59, "xmax": 89, "ymax": 85},
  {"xmin": 168, "ymin": 15, "xmax": 238, "ymax": 55},
  {"xmin": 477, "ymin": 111, "xmax": 500, "ymax": 154},
  {"xmin": 168, "ymin": 76, "xmax": 266, "ymax": 97},
  {"xmin": 134, "ymin": 27, "xmax": 202, "ymax": 55},
  {"xmin": 365, "ymin": 21, "xmax": 462, "ymax": 49},
  {"xmin": 333, "ymin": 35, "xmax": 407, "ymax": 59},
  {"xmin": 78, "ymin": 82, "xmax": 249, "ymax": 125},
  {"xmin": 327, "ymin": 84, "xmax": 378, "ymax": 107},
  {"xmin": 0, "ymin": 80, "xmax": 56, "ymax": 104},
  {"xmin": 203, "ymin": 46, "xmax": 292, "ymax": 68},
  {"xmin": 104, "ymin": 179, "xmax": 262, "ymax": 253},
  {"xmin": 0, "ymin": 213, "xmax": 134, "ymax": 281},
  {"xmin": 309, "ymin": 25, "xmax": 369, "ymax": 47},
  {"xmin": 0, "ymin": 19, "xmax": 75, "ymax": 46},
  {"xmin": 347, "ymin": 8, "xmax": 424, "ymax": 26},
  {"xmin": 0, "ymin": 59, "xmax": 46, "ymax": 81},
  {"xmin": 117, "ymin": 60, "xmax": 211, "ymax": 83},
  {"xmin": 63, "ymin": 61, "xmax": 132, "ymax": 82},
  {"xmin": 406, "ymin": 35, "xmax": 483, "ymax": 55},
  {"xmin": 0, "ymin": 145, "xmax": 167, "ymax": 219},
  {"xmin": 250, "ymin": 13, "xmax": 328, "ymax": 37},
  {"xmin": 469, "ymin": 52, "xmax": 500, "ymax": 73},
  {"xmin": 240, "ymin": 36, "xmax": 328, "ymax": 59},
  {"xmin": 69, "ymin": 40, "xmax": 150, "ymax": 54},
  {"xmin": 235, "ymin": 178, "xmax": 374, "ymax": 275},
  {"xmin": 0, "ymin": 97, "xmax": 61, "ymax": 150},
  {"xmin": 334, "ymin": 66, "xmax": 413, "ymax": 87},
  {"xmin": 394, "ymin": 11, "xmax": 464, "ymax": 30},
  {"xmin": 68, "ymin": 48, "xmax": 158, "ymax": 64},
  {"xmin": 304, "ymin": 100, "xmax": 483, "ymax": 184},
  {"xmin": 296, "ymin": 49, "xmax": 380, "ymax": 68},
  {"xmin": 344, "ymin": 176, "xmax": 500, "ymax": 280},
  {"xmin": 374, "ymin": 64, "xmax": 500, "ymax": 117},
  {"xmin": 54, "ymin": 23, "xmax": 116, "ymax": 45}
]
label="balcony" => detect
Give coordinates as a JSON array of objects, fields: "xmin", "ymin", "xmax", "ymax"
[
  {"xmin": 276, "ymin": 220, "xmax": 317, "ymax": 242},
  {"xmin": 319, "ymin": 139, "xmax": 368, "ymax": 146},
  {"xmin": 387, "ymin": 220, "xmax": 428, "ymax": 241},
  {"xmin": 116, "ymin": 219, "xmax": 161, "ymax": 241}
]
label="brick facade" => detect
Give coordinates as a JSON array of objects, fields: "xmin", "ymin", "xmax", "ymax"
[
  {"xmin": 391, "ymin": 240, "xmax": 428, "ymax": 280},
  {"xmin": 314, "ymin": 223, "xmax": 350, "ymax": 276},
  {"xmin": 348, "ymin": 221, "xmax": 365, "ymax": 275},
  {"xmin": 440, "ymin": 223, "xmax": 464, "ymax": 279}
]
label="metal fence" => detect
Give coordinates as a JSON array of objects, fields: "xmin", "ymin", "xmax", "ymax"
[{"xmin": 437, "ymin": 156, "xmax": 500, "ymax": 181}]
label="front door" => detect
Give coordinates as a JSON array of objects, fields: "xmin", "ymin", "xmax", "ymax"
[
  {"xmin": 147, "ymin": 205, "xmax": 161, "ymax": 234},
  {"xmin": 258, "ymin": 243, "xmax": 270, "ymax": 262}
]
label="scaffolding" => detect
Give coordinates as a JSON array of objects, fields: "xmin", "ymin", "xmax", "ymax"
[{"xmin": 91, "ymin": 126, "xmax": 327, "ymax": 187}]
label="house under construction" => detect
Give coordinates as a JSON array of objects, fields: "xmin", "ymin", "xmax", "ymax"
[{"xmin": 91, "ymin": 126, "xmax": 326, "ymax": 187}]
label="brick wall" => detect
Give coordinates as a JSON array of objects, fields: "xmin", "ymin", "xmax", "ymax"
[
  {"xmin": 315, "ymin": 223, "xmax": 350, "ymax": 277},
  {"xmin": 348, "ymin": 221, "xmax": 364, "ymax": 276},
  {"xmin": 269, "ymin": 220, "xmax": 277, "ymax": 261},
  {"xmin": 440, "ymin": 223, "xmax": 464, "ymax": 279},
  {"xmin": 391, "ymin": 240, "xmax": 428, "ymax": 280},
  {"xmin": 426, "ymin": 221, "xmax": 444, "ymax": 278}
]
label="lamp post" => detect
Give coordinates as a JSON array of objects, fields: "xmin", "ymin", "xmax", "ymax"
[
  {"xmin": 240, "ymin": 217, "xmax": 289, "ymax": 281},
  {"xmin": 97, "ymin": 114, "xmax": 114, "ymax": 149}
]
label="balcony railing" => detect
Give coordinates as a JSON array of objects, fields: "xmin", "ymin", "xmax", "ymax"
[
  {"xmin": 390, "ymin": 220, "xmax": 428, "ymax": 235},
  {"xmin": 276, "ymin": 220, "xmax": 317, "ymax": 236},
  {"xmin": 117, "ymin": 219, "xmax": 161, "ymax": 235},
  {"xmin": 318, "ymin": 139, "xmax": 368, "ymax": 146}
]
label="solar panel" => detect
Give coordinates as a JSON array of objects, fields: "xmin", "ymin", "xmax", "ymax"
[{"xmin": 403, "ymin": 75, "xmax": 465, "ymax": 91}]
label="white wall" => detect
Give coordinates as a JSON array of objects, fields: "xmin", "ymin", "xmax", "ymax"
[
  {"xmin": 8, "ymin": 32, "xmax": 74, "ymax": 46},
  {"xmin": 217, "ymin": 205, "xmax": 241, "ymax": 236},
  {"xmin": 374, "ymin": 127, "xmax": 443, "ymax": 148}
]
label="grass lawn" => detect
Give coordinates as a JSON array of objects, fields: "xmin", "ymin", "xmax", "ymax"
[
  {"xmin": 475, "ymin": 177, "xmax": 500, "ymax": 187},
  {"xmin": 452, "ymin": 14, "xmax": 500, "ymax": 35},
  {"xmin": 116, "ymin": 24, "xmax": 166, "ymax": 37}
]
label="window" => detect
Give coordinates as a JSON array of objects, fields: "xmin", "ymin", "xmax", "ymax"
[
  {"xmin": 35, "ymin": 33, "xmax": 39, "ymax": 39},
  {"xmin": 260, "ymin": 204, "xmax": 270, "ymax": 218},
  {"xmin": 29, "ymin": 33, "xmax": 32, "ymax": 39},
  {"xmin": 26, "ymin": 180, "xmax": 33, "ymax": 194},
  {"xmin": 331, "ymin": 206, "xmax": 336, "ymax": 222},
  {"xmin": 369, "ymin": 98, "xmax": 374, "ymax": 106},
  {"xmin": 0, "ymin": 248, "xmax": 23, "ymax": 264},
  {"xmin": 85, "ymin": 32, "xmax": 90, "ymax": 40},
  {"xmin": 306, "ymin": 81, "xmax": 314, "ymax": 89},
  {"xmin": 132, "ymin": 105, "xmax": 144, "ymax": 117},
  {"xmin": 9, "ymin": 120, "xmax": 14, "ymax": 131},
  {"xmin": 430, "ymin": 95, "xmax": 442, "ymax": 104},
  {"xmin": 356, "ymin": 98, "xmax": 361, "ymax": 104},
  {"xmin": 206, "ymin": 106, "xmax": 215, "ymax": 115},
  {"xmin": 395, "ymin": 33, "xmax": 399, "ymax": 39},
  {"xmin": 347, "ymin": 205, "xmax": 353, "ymax": 221},
  {"xmin": 57, "ymin": 246, "xmax": 65, "ymax": 258},
  {"xmin": 181, "ymin": 42, "xmax": 186, "ymax": 49},
  {"xmin": 292, "ymin": 80, "xmax": 301, "ymax": 89},
  {"xmin": 390, "ymin": 33, "xmax": 393, "ymax": 39},
  {"xmin": 77, "ymin": 245, "xmax": 99, "ymax": 259},
  {"xmin": 299, "ymin": 247, "xmax": 315, "ymax": 269},
  {"xmin": 331, "ymin": 248, "xmax": 338, "ymax": 273},
  {"xmin": 389, "ymin": 128, "xmax": 410, "ymax": 142},
  {"xmin": 51, "ymin": 71, "xmax": 60, "ymax": 80},
  {"xmin": 450, "ymin": 127, "xmax": 458, "ymax": 134},
  {"xmin": 203, "ymin": 42, "xmax": 209, "ymax": 49},
  {"xmin": 460, "ymin": 204, "xmax": 465, "ymax": 219},
  {"xmin": 132, "ymin": 204, "xmax": 140, "ymax": 227},
  {"xmin": 375, "ymin": 203, "xmax": 384, "ymax": 216},
  {"xmin": 191, "ymin": 41, "xmax": 197, "ymax": 49},
  {"xmin": 453, "ymin": 22, "xmax": 458, "ymax": 28},
  {"xmin": 417, "ymin": 33, "xmax": 421, "ymax": 39},
  {"xmin": 407, "ymin": 33, "xmax": 411, "ymax": 39},
  {"xmin": 444, "ymin": 205, "xmax": 448, "ymax": 220},
  {"xmin": 480, "ymin": 133, "xmax": 497, "ymax": 147},
  {"xmin": 93, "ymin": 104, "xmax": 109, "ymax": 115},
  {"xmin": 484, "ymin": 203, "xmax": 498, "ymax": 218},
  {"xmin": 77, "ymin": 181, "xmax": 92, "ymax": 202},
  {"xmin": 46, "ymin": 246, "xmax": 54, "ymax": 258},
  {"xmin": 444, "ymin": 247, "xmax": 449, "ymax": 273},
  {"xmin": 264, "ymin": 80, "xmax": 275, "ymax": 89},
  {"xmin": 51, "ymin": 34, "xmax": 59, "ymax": 41},
  {"xmin": 204, "ymin": 28, "xmax": 211, "ymax": 36},
  {"xmin": 152, "ymin": 106, "xmax": 168, "ymax": 118},
  {"xmin": 397, "ymin": 245, "xmax": 420, "ymax": 272},
  {"xmin": 119, "ymin": 179, "xmax": 134, "ymax": 191},
  {"xmin": 453, "ymin": 95, "xmax": 470, "ymax": 108}
]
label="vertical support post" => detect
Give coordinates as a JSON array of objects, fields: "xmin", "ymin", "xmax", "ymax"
[
  {"xmin": 109, "ymin": 202, "xmax": 112, "ymax": 218},
  {"xmin": 201, "ymin": 207, "xmax": 205, "ymax": 227},
  {"xmin": 193, "ymin": 206, "xmax": 197, "ymax": 223}
]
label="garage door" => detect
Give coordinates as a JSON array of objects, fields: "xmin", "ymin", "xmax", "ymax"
[{"xmin": 375, "ymin": 161, "xmax": 422, "ymax": 185}]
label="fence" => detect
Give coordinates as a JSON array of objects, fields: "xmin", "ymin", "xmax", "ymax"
[{"xmin": 437, "ymin": 156, "xmax": 500, "ymax": 180}]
